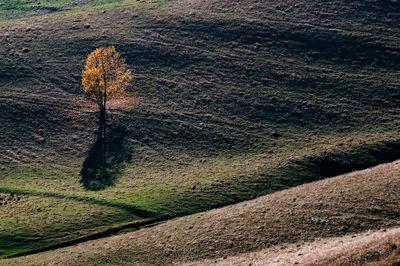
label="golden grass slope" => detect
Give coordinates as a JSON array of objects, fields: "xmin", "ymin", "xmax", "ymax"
[
  {"xmin": 3, "ymin": 160, "xmax": 400, "ymax": 265},
  {"xmin": 187, "ymin": 227, "xmax": 400, "ymax": 266}
]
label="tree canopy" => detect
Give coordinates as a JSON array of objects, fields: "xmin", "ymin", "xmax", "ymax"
[{"xmin": 82, "ymin": 46, "xmax": 132, "ymax": 110}]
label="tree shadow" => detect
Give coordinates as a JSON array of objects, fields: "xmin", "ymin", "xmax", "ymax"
[{"xmin": 80, "ymin": 124, "xmax": 131, "ymax": 190}]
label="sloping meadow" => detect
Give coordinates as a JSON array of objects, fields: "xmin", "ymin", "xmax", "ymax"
[
  {"xmin": 0, "ymin": 0, "xmax": 399, "ymax": 258},
  {"xmin": 4, "ymin": 160, "xmax": 400, "ymax": 265}
]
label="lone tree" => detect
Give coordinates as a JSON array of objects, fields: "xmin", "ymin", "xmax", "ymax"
[{"xmin": 82, "ymin": 46, "xmax": 132, "ymax": 173}]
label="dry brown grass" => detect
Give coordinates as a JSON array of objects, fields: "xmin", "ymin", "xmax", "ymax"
[
  {"xmin": 187, "ymin": 227, "xmax": 400, "ymax": 265},
  {"xmin": 3, "ymin": 160, "xmax": 399, "ymax": 265}
]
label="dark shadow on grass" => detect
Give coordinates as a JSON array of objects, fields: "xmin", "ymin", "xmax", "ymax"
[{"xmin": 80, "ymin": 124, "xmax": 132, "ymax": 191}]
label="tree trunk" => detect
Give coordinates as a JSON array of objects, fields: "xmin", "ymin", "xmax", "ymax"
[{"xmin": 100, "ymin": 106, "xmax": 106, "ymax": 175}]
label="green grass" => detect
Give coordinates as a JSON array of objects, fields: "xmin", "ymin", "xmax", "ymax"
[
  {"xmin": 1, "ymin": 129, "xmax": 399, "ymax": 257},
  {"xmin": 0, "ymin": 0, "xmax": 399, "ymax": 258},
  {"xmin": 0, "ymin": 192, "xmax": 141, "ymax": 257},
  {"xmin": 4, "ymin": 159, "xmax": 399, "ymax": 265}
]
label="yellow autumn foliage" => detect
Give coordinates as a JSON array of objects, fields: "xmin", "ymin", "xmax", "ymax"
[{"xmin": 82, "ymin": 46, "xmax": 132, "ymax": 109}]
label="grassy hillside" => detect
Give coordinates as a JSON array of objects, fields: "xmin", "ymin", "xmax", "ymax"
[
  {"xmin": 0, "ymin": 0, "xmax": 124, "ymax": 21},
  {"xmin": 3, "ymin": 160, "xmax": 400, "ymax": 265},
  {"xmin": 0, "ymin": 0, "xmax": 399, "ymax": 258},
  {"xmin": 187, "ymin": 227, "xmax": 400, "ymax": 265}
]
